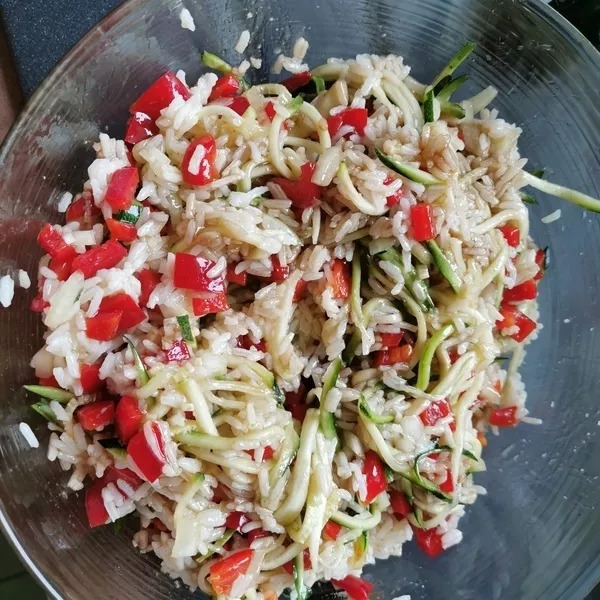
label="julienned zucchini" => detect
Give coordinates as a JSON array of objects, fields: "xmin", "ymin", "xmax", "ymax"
[
  {"xmin": 375, "ymin": 149, "xmax": 441, "ymax": 187},
  {"xmin": 423, "ymin": 89, "xmax": 436, "ymax": 123},
  {"xmin": 286, "ymin": 96, "xmax": 304, "ymax": 116},
  {"xmin": 415, "ymin": 323, "xmax": 455, "ymax": 391},
  {"xmin": 176, "ymin": 315, "xmax": 197, "ymax": 349},
  {"xmin": 116, "ymin": 201, "xmax": 143, "ymax": 224},
  {"xmin": 427, "ymin": 240, "xmax": 462, "ymax": 294},
  {"xmin": 354, "ymin": 530, "xmax": 368, "ymax": 563},
  {"xmin": 201, "ymin": 51, "xmax": 233, "ymax": 73},
  {"xmin": 430, "ymin": 41, "xmax": 476, "ymax": 90},
  {"xmin": 226, "ymin": 356, "xmax": 283, "ymax": 403},
  {"xmin": 319, "ymin": 358, "xmax": 343, "ymax": 439},
  {"xmin": 436, "ymin": 74, "xmax": 469, "ymax": 101},
  {"xmin": 358, "ymin": 393, "xmax": 393, "ymax": 425},
  {"xmin": 31, "ymin": 401, "xmax": 59, "ymax": 424},
  {"xmin": 124, "ymin": 336, "xmax": 150, "ymax": 385},
  {"xmin": 293, "ymin": 551, "xmax": 310, "ymax": 600},
  {"xmin": 269, "ymin": 423, "xmax": 300, "ymax": 486},
  {"xmin": 330, "ymin": 507, "xmax": 382, "ymax": 530},
  {"xmin": 195, "ymin": 528, "xmax": 235, "ymax": 564},
  {"xmin": 23, "ymin": 385, "xmax": 73, "ymax": 403}
]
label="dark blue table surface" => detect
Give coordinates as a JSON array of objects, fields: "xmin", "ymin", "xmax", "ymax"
[{"xmin": 0, "ymin": 0, "xmax": 598, "ymax": 598}]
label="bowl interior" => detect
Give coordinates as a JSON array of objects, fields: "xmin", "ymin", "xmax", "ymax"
[{"xmin": 0, "ymin": 0, "xmax": 599, "ymax": 599}]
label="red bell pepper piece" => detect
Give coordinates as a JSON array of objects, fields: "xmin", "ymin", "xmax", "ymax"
[
  {"xmin": 419, "ymin": 399, "xmax": 452, "ymax": 426},
  {"xmin": 98, "ymin": 293, "xmax": 146, "ymax": 331},
  {"xmin": 66, "ymin": 192, "xmax": 101, "ymax": 224},
  {"xmin": 136, "ymin": 268, "xmax": 161, "ymax": 307},
  {"xmin": 264, "ymin": 100, "xmax": 277, "ymax": 121},
  {"xmin": 209, "ymin": 74, "xmax": 241, "ymax": 101},
  {"xmin": 499, "ymin": 225, "xmax": 520, "ymax": 248},
  {"xmin": 281, "ymin": 71, "xmax": 311, "ymax": 93},
  {"xmin": 192, "ymin": 291, "xmax": 229, "ymax": 317},
  {"xmin": 173, "ymin": 252, "xmax": 225, "ymax": 293},
  {"xmin": 30, "ymin": 295, "xmax": 49, "ymax": 312},
  {"xmin": 237, "ymin": 335, "xmax": 266, "ymax": 352},
  {"xmin": 130, "ymin": 72, "xmax": 191, "ymax": 120},
  {"xmin": 330, "ymin": 259, "xmax": 351, "ymax": 299},
  {"xmin": 37, "ymin": 224, "xmax": 77, "ymax": 262},
  {"xmin": 125, "ymin": 112, "xmax": 158, "ymax": 145},
  {"xmin": 226, "ymin": 263, "xmax": 248, "ymax": 286},
  {"xmin": 534, "ymin": 248, "xmax": 547, "ymax": 281},
  {"xmin": 209, "ymin": 549, "xmax": 255, "ymax": 596},
  {"xmin": 384, "ymin": 176, "xmax": 403, "ymax": 208},
  {"xmin": 374, "ymin": 344, "xmax": 413, "ymax": 367},
  {"xmin": 38, "ymin": 375, "xmax": 59, "ymax": 388},
  {"xmin": 224, "ymin": 96, "xmax": 251, "ymax": 116},
  {"xmin": 269, "ymin": 256, "xmax": 290, "ymax": 282},
  {"xmin": 115, "ymin": 395, "xmax": 143, "ymax": 445},
  {"xmin": 272, "ymin": 162, "xmax": 322, "ymax": 209},
  {"xmin": 282, "ymin": 548, "xmax": 311, "ymax": 574},
  {"xmin": 322, "ymin": 519, "xmax": 343, "ymax": 540},
  {"xmin": 85, "ymin": 478, "xmax": 110, "ymax": 528},
  {"xmin": 165, "ymin": 340, "xmax": 191, "ymax": 362},
  {"xmin": 489, "ymin": 406, "xmax": 518, "ymax": 427},
  {"xmin": 439, "ymin": 471, "xmax": 454, "ymax": 494},
  {"xmin": 225, "ymin": 511, "xmax": 250, "ymax": 531},
  {"xmin": 80, "ymin": 363, "xmax": 103, "ymax": 393},
  {"xmin": 104, "ymin": 167, "xmax": 139, "ymax": 211},
  {"xmin": 181, "ymin": 135, "xmax": 219, "ymax": 186},
  {"xmin": 247, "ymin": 527, "xmax": 270, "ymax": 543},
  {"xmin": 379, "ymin": 332, "xmax": 404, "ymax": 348},
  {"xmin": 389, "ymin": 490, "xmax": 412, "ymax": 518},
  {"xmin": 285, "ymin": 383, "xmax": 309, "ymax": 423},
  {"xmin": 496, "ymin": 304, "xmax": 536, "ymax": 342},
  {"xmin": 71, "ymin": 239, "xmax": 127, "ymax": 278},
  {"xmin": 77, "ymin": 399, "xmax": 115, "ymax": 431},
  {"xmin": 410, "ymin": 204, "xmax": 436, "ymax": 242},
  {"xmin": 49, "ymin": 256, "xmax": 73, "ymax": 281},
  {"xmin": 413, "ymin": 527, "xmax": 445, "ymax": 557},
  {"xmin": 362, "ymin": 450, "xmax": 387, "ymax": 504},
  {"xmin": 327, "ymin": 107, "xmax": 368, "ymax": 137},
  {"xmin": 503, "ymin": 279, "xmax": 537, "ymax": 303},
  {"xmin": 106, "ymin": 218, "xmax": 137, "ymax": 242},
  {"xmin": 102, "ymin": 465, "xmax": 143, "ymax": 490},
  {"xmin": 85, "ymin": 311, "xmax": 123, "ymax": 341},
  {"xmin": 246, "ymin": 445, "xmax": 275, "ymax": 462},
  {"xmin": 293, "ymin": 279, "xmax": 308, "ymax": 302},
  {"xmin": 331, "ymin": 575, "xmax": 374, "ymax": 600},
  {"xmin": 127, "ymin": 421, "xmax": 166, "ymax": 482}
]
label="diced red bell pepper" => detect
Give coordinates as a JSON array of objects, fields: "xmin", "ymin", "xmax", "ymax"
[
  {"xmin": 212, "ymin": 483, "xmax": 230, "ymax": 503},
  {"xmin": 192, "ymin": 291, "xmax": 229, "ymax": 317},
  {"xmin": 289, "ymin": 402, "xmax": 309, "ymax": 423},
  {"xmin": 246, "ymin": 446, "xmax": 275, "ymax": 462},
  {"xmin": 362, "ymin": 450, "xmax": 387, "ymax": 504},
  {"xmin": 237, "ymin": 335, "xmax": 266, "ymax": 352},
  {"xmin": 226, "ymin": 263, "xmax": 248, "ymax": 286},
  {"xmin": 293, "ymin": 279, "xmax": 308, "ymax": 302},
  {"xmin": 413, "ymin": 527, "xmax": 445, "ymax": 557},
  {"xmin": 80, "ymin": 363, "xmax": 103, "ymax": 393},
  {"xmin": 102, "ymin": 465, "xmax": 143, "ymax": 490},
  {"xmin": 330, "ymin": 259, "xmax": 351, "ymax": 300},
  {"xmin": 384, "ymin": 176, "xmax": 403, "ymax": 208},
  {"xmin": 85, "ymin": 311, "xmax": 123, "ymax": 341},
  {"xmin": 281, "ymin": 71, "xmax": 311, "ymax": 93},
  {"xmin": 225, "ymin": 96, "xmax": 251, "ymax": 116},
  {"xmin": 151, "ymin": 518, "xmax": 169, "ymax": 532},
  {"xmin": 127, "ymin": 421, "xmax": 166, "ymax": 482},
  {"xmin": 331, "ymin": 575, "xmax": 374, "ymax": 600},
  {"xmin": 323, "ymin": 519, "xmax": 343, "ymax": 540},
  {"xmin": 38, "ymin": 375, "xmax": 59, "ymax": 387},
  {"xmin": 30, "ymin": 295, "xmax": 49, "ymax": 312},
  {"xmin": 389, "ymin": 490, "xmax": 412, "ymax": 518},
  {"xmin": 49, "ymin": 256, "xmax": 73, "ymax": 281},
  {"xmin": 77, "ymin": 399, "xmax": 115, "ymax": 431},
  {"xmin": 165, "ymin": 340, "xmax": 191, "ymax": 362},
  {"xmin": 419, "ymin": 399, "xmax": 452, "ymax": 426},
  {"xmin": 173, "ymin": 253, "xmax": 225, "ymax": 293},
  {"xmin": 130, "ymin": 72, "xmax": 191, "ymax": 120},
  {"xmin": 116, "ymin": 395, "xmax": 143, "ymax": 445},
  {"xmin": 534, "ymin": 248, "xmax": 547, "ymax": 281},
  {"xmin": 374, "ymin": 344, "xmax": 413, "ymax": 367},
  {"xmin": 247, "ymin": 527, "xmax": 270, "ymax": 543},
  {"xmin": 106, "ymin": 218, "xmax": 137, "ymax": 242},
  {"xmin": 181, "ymin": 135, "xmax": 219, "ymax": 186},
  {"xmin": 125, "ymin": 112, "xmax": 158, "ymax": 145},
  {"xmin": 285, "ymin": 384, "xmax": 309, "ymax": 423},
  {"xmin": 327, "ymin": 107, "xmax": 368, "ymax": 137},
  {"xmin": 264, "ymin": 100, "xmax": 277, "ymax": 121},
  {"xmin": 104, "ymin": 167, "xmax": 139, "ymax": 211},
  {"xmin": 85, "ymin": 478, "xmax": 110, "ymax": 528},
  {"xmin": 499, "ymin": 225, "xmax": 520, "ymax": 248},
  {"xmin": 503, "ymin": 279, "xmax": 537, "ymax": 303},
  {"xmin": 136, "ymin": 268, "xmax": 162, "ymax": 307},
  {"xmin": 37, "ymin": 224, "xmax": 77, "ymax": 262},
  {"xmin": 439, "ymin": 471, "xmax": 454, "ymax": 494},
  {"xmin": 496, "ymin": 304, "xmax": 536, "ymax": 342},
  {"xmin": 71, "ymin": 239, "xmax": 127, "ymax": 278},
  {"xmin": 489, "ymin": 406, "xmax": 518, "ymax": 427},
  {"xmin": 209, "ymin": 549, "xmax": 255, "ymax": 596},
  {"xmin": 66, "ymin": 192, "xmax": 101, "ymax": 224},
  {"xmin": 272, "ymin": 162, "xmax": 322, "ymax": 209},
  {"xmin": 225, "ymin": 511, "xmax": 250, "ymax": 532},
  {"xmin": 379, "ymin": 332, "xmax": 404, "ymax": 348},
  {"xmin": 209, "ymin": 74, "xmax": 241, "ymax": 101},
  {"xmin": 282, "ymin": 548, "xmax": 311, "ymax": 574},
  {"xmin": 98, "ymin": 293, "xmax": 146, "ymax": 331},
  {"xmin": 269, "ymin": 256, "xmax": 290, "ymax": 282},
  {"xmin": 410, "ymin": 204, "xmax": 436, "ymax": 242}
]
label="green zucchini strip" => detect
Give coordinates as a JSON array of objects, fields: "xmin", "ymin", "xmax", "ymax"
[
  {"xmin": 23, "ymin": 385, "xmax": 73, "ymax": 404},
  {"xmin": 427, "ymin": 240, "xmax": 462, "ymax": 294},
  {"xmin": 523, "ymin": 171, "xmax": 600, "ymax": 214},
  {"xmin": 416, "ymin": 323, "xmax": 455, "ymax": 391},
  {"xmin": 375, "ymin": 148, "xmax": 441, "ymax": 187},
  {"xmin": 430, "ymin": 41, "xmax": 476, "ymax": 89},
  {"xmin": 124, "ymin": 336, "xmax": 149, "ymax": 385},
  {"xmin": 319, "ymin": 358, "xmax": 343, "ymax": 439}
]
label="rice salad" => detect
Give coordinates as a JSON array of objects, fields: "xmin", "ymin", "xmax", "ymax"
[{"xmin": 24, "ymin": 41, "xmax": 598, "ymax": 600}]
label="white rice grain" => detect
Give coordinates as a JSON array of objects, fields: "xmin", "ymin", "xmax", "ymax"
[
  {"xmin": 235, "ymin": 30, "xmax": 251, "ymax": 54},
  {"xmin": 0, "ymin": 275, "xmax": 15, "ymax": 307},
  {"xmin": 19, "ymin": 422, "xmax": 39, "ymax": 448},
  {"xmin": 179, "ymin": 8, "xmax": 196, "ymax": 31},
  {"xmin": 541, "ymin": 209, "xmax": 561, "ymax": 224}
]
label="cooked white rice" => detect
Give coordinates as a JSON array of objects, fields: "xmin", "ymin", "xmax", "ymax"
[
  {"xmin": 179, "ymin": 8, "xmax": 195, "ymax": 32},
  {"xmin": 0, "ymin": 274, "xmax": 14, "ymax": 307}
]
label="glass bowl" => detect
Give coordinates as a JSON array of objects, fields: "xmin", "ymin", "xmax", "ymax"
[{"xmin": 0, "ymin": 0, "xmax": 599, "ymax": 599}]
